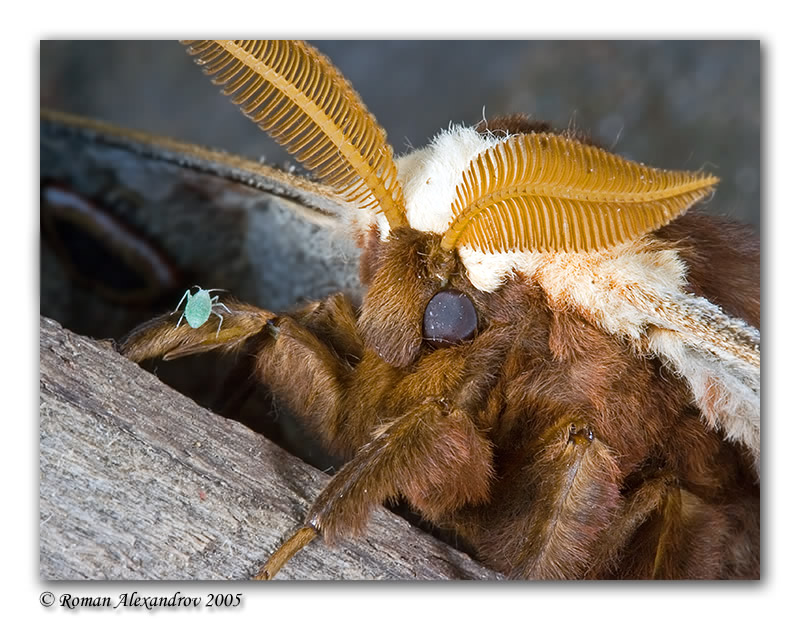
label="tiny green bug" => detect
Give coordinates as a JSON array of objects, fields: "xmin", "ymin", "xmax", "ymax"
[{"xmin": 174, "ymin": 286, "xmax": 231, "ymax": 337}]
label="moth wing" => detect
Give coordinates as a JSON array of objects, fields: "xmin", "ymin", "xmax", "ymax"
[{"xmin": 41, "ymin": 110, "xmax": 364, "ymax": 340}]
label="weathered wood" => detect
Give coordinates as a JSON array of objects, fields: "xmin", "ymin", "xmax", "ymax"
[{"xmin": 39, "ymin": 316, "xmax": 502, "ymax": 580}]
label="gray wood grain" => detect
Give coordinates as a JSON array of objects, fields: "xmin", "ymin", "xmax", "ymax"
[{"xmin": 39, "ymin": 316, "xmax": 502, "ymax": 580}]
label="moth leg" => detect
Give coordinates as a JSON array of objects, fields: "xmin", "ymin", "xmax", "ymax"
[
  {"xmin": 317, "ymin": 404, "xmax": 492, "ymax": 537},
  {"xmin": 257, "ymin": 399, "xmax": 493, "ymax": 578},
  {"xmin": 118, "ymin": 301, "xmax": 274, "ymax": 362},
  {"xmin": 202, "ymin": 294, "xmax": 362, "ymax": 434},
  {"xmin": 255, "ymin": 526, "xmax": 317, "ymax": 580},
  {"xmin": 597, "ymin": 476, "xmax": 759, "ymax": 579},
  {"xmin": 502, "ymin": 418, "xmax": 623, "ymax": 580},
  {"xmin": 289, "ymin": 293, "xmax": 363, "ymax": 363},
  {"xmin": 254, "ymin": 304, "xmax": 377, "ymax": 456},
  {"xmin": 584, "ymin": 473, "xmax": 677, "ymax": 579}
]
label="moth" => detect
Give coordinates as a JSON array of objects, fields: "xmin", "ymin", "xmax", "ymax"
[{"xmin": 43, "ymin": 41, "xmax": 760, "ymax": 579}]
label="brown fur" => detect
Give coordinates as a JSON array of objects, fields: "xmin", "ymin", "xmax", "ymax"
[
  {"xmin": 655, "ymin": 212, "xmax": 760, "ymax": 328},
  {"xmin": 121, "ymin": 212, "xmax": 760, "ymax": 579},
  {"xmin": 476, "ymin": 113, "xmax": 604, "ymax": 148}
]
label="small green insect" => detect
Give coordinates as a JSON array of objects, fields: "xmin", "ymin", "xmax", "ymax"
[{"xmin": 174, "ymin": 286, "xmax": 231, "ymax": 337}]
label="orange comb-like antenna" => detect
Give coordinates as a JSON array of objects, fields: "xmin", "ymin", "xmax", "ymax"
[
  {"xmin": 183, "ymin": 40, "xmax": 408, "ymax": 229},
  {"xmin": 441, "ymin": 132, "xmax": 718, "ymax": 253}
]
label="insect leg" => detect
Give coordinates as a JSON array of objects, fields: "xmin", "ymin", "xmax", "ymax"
[
  {"xmin": 581, "ymin": 473, "xmax": 676, "ymax": 579},
  {"xmin": 313, "ymin": 400, "xmax": 491, "ymax": 541},
  {"xmin": 257, "ymin": 399, "xmax": 492, "ymax": 578},
  {"xmin": 211, "ymin": 310, "xmax": 224, "ymax": 338},
  {"xmin": 119, "ymin": 301, "xmax": 274, "ymax": 362},
  {"xmin": 173, "ymin": 290, "xmax": 189, "ymax": 315},
  {"xmin": 253, "ymin": 294, "xmax": 369, "ymax": 456},
  {"xmin": 505, "ymin": 418, "xmax": 623, "ymax": 579},
  {"xmin": 587, "ymin": 474, "xmax": 759, "ymax": 579},
  {"xmin": 254, "ymin": 526, "xmax": 317, "ymax": 580}
]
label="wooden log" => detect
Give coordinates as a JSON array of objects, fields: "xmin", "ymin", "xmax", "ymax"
[{"xmin": 39, "ymin": 316, "xmax": 501, "ymax": 580}]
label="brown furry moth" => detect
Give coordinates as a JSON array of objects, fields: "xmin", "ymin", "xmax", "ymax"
[{"xmin": 114, "ymin": 40, "xmax": 760, "ymax": 579}]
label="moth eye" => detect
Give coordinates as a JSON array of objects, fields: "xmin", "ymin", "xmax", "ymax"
[{"xmin": 423, "ymin": 289, "xmax": 478, "ymax": 346}]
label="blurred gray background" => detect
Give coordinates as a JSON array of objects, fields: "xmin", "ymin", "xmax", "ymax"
[{"xmin": 40, "ymin": 40, "xmax": 760, "ymax": 230}]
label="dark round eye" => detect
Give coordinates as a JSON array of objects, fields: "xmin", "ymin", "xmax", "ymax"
[{"xmin": 423, "ymin": 289, "xmax": 478, "ymax": 346}]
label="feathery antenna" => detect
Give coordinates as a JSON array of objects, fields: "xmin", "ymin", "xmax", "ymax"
[
  {"xmin": 182, "ymin": 40, "xmax": 408, "ymax": 229},
  {"xmin": 441, "ymin": 133, "xmax": 719, "ymax": 253}
]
